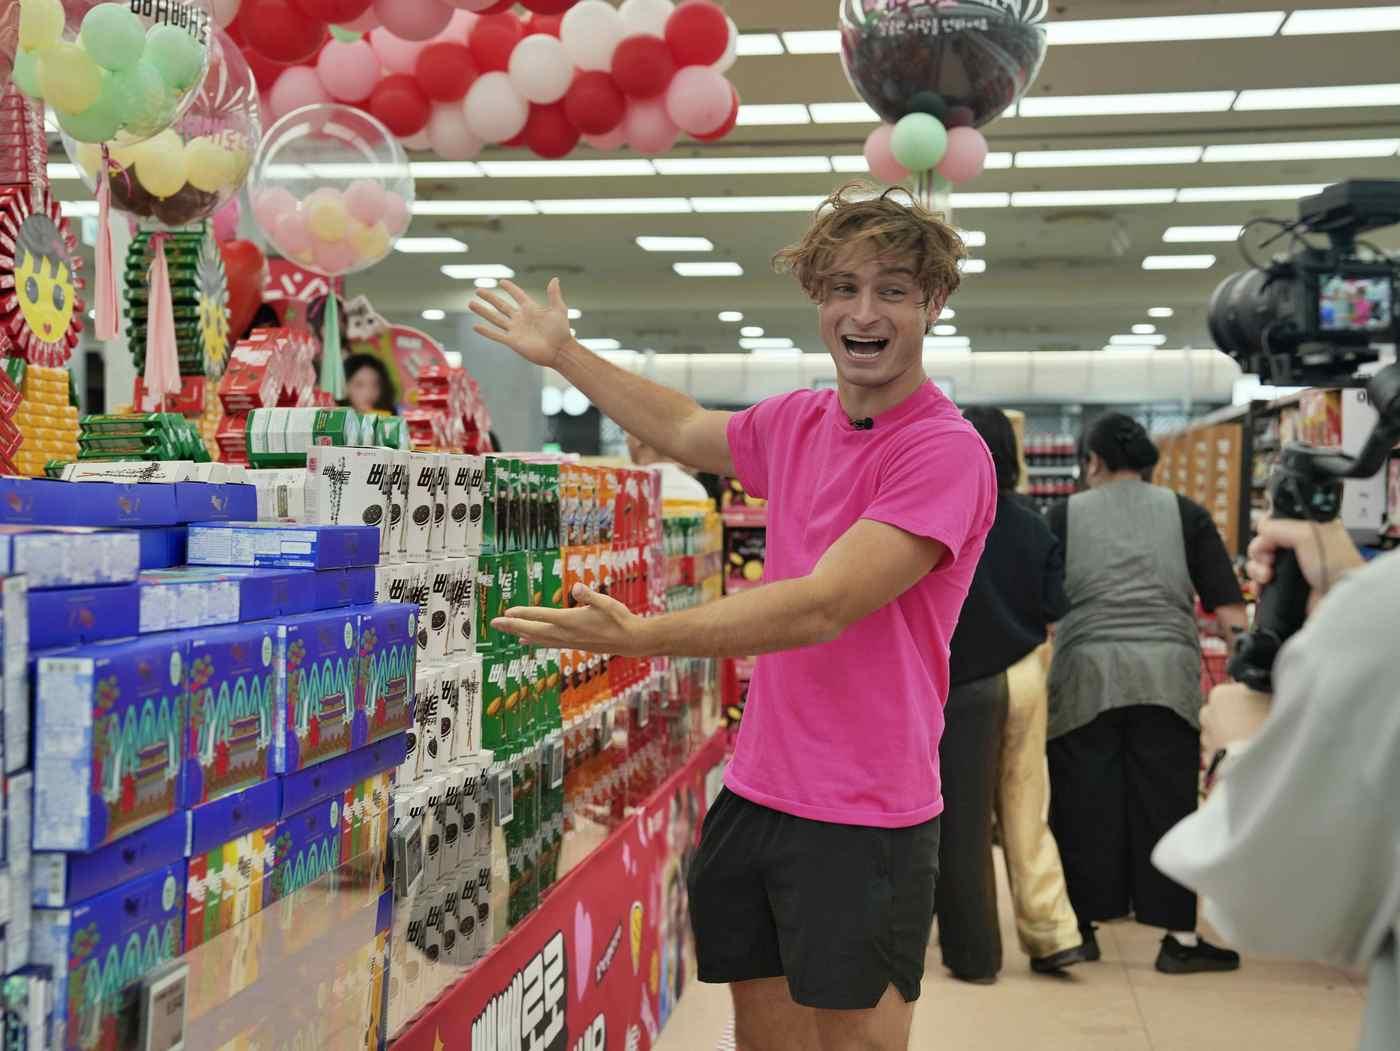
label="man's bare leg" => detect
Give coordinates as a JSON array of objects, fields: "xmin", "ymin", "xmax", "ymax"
[
  {"xmin": 813, "ymin": 985, "xmax": 915, "ymax": 1051},
  {"xmin": 730, "ymin": 978, "xmax": 819, "ymax": 1051}
]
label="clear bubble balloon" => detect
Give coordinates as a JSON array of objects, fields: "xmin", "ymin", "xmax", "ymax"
[{"xmin": 248, "ymin": 102, "xmax": 414, "ymax": 276}]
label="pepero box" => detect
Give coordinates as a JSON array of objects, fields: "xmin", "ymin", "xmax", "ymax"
[
  {"xmin": 0, "ymin": 526, "xmax": 140, "ymax": 589},
  {"xmin": 430, "ymin": 453, "xmax": 449, "ymax": 559},
  {"xmin": 355, "ymin": 603, "xmax": 415, "ymax": 749},
  {"xmin": 34, "ymin": 635, "xmax": 188, "ymax": 851},
  {"xmin": 186, "ymin": 521, "xmax": 381, "ymax": 570},
  {"xmin": 31, "ymin": 811, "xmax": 186, "ymax": 909},
  {"xmin": 137, "ymin": 566, "xmax": 316, "ymax": 633},
  {"xmin": 314, "ymin": 566, "xmax": 375, "ymax": 610},
  {"xmin": 31, "ymin": 861, "xmax": 187, "ymax": 1051},
  {"xmin": 184, "ymin": 622, "xmax": 278, "ymax": 808},
  {"xmin": 402, "ymin": 452, "xmax": 437, "ymax": 562},
  {"xmin": 273, "ymin": 609, "xmax": 359, "ymax": 773},
  {"xmin": 305, "ymin": 446, "xmax": 392, "ymax": 549}
]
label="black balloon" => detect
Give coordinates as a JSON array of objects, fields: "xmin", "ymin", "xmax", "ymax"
[{"xmin": 839, "ymin": 0, "xmax": 1049, "ymax": 129}]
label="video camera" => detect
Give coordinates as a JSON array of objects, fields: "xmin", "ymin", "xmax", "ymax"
[{"xmin": 1208, "ymin": 179, "xmax": 1400, "ymax": 386}]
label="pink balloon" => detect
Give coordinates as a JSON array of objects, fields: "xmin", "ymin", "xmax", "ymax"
[
  {"xmin": 444, "ymin": 0, "xmax": 496, "ymax": 9},
  {"xmin": 374, "ymin": 0, "xmax": 453, "ymax": 41},
  {"xmin": 313, "ymin": 236, "xmax": 358, "ymax": 275},
  {"xmin": 433, "ymin": 8, "xmax": 477, "ymax": 42},
  {"xmin": 864, "ymin": 124, "xmax": 908, "ymax": 185},
  {"xmin": 304, "ymin": 186, "xmax": 345, "ymax": 211},
  {"xmin": 382, "ymin": 191, "xmax": 411, "ymax": 235},
  {"xmin": 622, "ymin": 98, "xmax": 678, "ymax": 155},
  {"xmin": 269, "ymin": 66, "xmax": 332, "ymax": 121},
  {"xmin": 401, "ymin": 131, "xmax": 432, "ymax": 149},
  {"xmin": 664, "ymin": 65, "xmax": 731, "ymax": 136},
  {"xmin": 252, "ymin": 187, "xmax": 297, "ymax": 229},
  {"xmin": 344, "ymin": 179, "xmax": 389, "ymax": 225},
  {"xmin": 937, "ymin": 126, "xmax": 989, "ymax": 184},
  {"xmin": 582, "ymin": 126, "xmax": 627, "ymax": 150},
  {"xmin": 212, "ymin": 197, "xmax": 240, "ymax": 242},
  {"xmin": 212, "ymin": 0, "xmax": 241, "ymax": 28},
  {"xmin": 341, "ymin": 7, "xmax": 381, "ymax": 31},
  {"xmin": 426, "ymin": 102, "xmax": 483, "ymax": 160},
  {"xmin": 316, "ymin": 39, "xmax": 380, "ymax": 102},
  {"xmin": 274, "ymin": 210, "xmax": 313, "ymax": 255},
  {"xmin": 370, "ymin": 27, "xmax": 429, "ymax": 74}
]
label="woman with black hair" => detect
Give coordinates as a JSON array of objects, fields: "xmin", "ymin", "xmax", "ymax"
[
  {"xmin": 1046, "ymin": 412, "xmax": 1247, "ymax": 975},
  {"xmin": 341, "ymin": 354, "xmax": 397, "ymax": 415}
]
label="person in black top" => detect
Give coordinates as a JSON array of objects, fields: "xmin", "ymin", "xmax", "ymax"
[{"xmin": 938, "ymin": 408, "xmax": 1092, "ymax": 982}]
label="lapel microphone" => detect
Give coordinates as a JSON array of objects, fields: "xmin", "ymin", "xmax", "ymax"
[{"xmin": 850, "ymin": 417, "xmax": 875, "ymax": 431}]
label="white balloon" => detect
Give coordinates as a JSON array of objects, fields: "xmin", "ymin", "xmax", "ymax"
[
  {"xmin": 619, "ymin": 0, "xmax": 673, "ymax": 37},
  {"xmin": 212, "ymin": 0, "xmax": 242, "ymax": 28},
  {"xmin": 714, "ymin": 16, "xmax": 738, "ymax": 73},
  {"xmin": 560, "ymin": 0, "xmax": 627, "ymax": 72},
  {"xmin": 402, "ymin": 131, "xmax": 432, "ymax": 150},
  {"xmin": 508, "ymin": 35, "xmax": 572, "ymax": 105},
  {"xmin": 463, "ymin": 72, "xmax": 529, "ymax": 144},
  {"xmin": 427, "ymin": 103, "xmax": 483, "ymax": 161}
]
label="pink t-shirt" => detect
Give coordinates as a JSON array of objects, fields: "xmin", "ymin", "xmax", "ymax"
[{"xmin": 723, "ymin": 382, "xmax": 996, "ymax": 828}]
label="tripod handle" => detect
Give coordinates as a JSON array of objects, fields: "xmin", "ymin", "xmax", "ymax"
[{"xmin": 1228, "ymin": 547, "xmax": 1311, "ymax": 691}]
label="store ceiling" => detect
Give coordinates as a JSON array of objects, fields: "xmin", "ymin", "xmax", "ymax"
[{"xmin": 56, "ymin": 0, "xmax": 1400, "ymax": 361}]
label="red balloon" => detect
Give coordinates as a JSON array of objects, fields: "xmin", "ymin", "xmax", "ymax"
[
  {"xmin": 289, "ymin": 0, "xmax": 373, "ymax": 22},
  {"xmin": 241, "ymin": 45, "xmax": 291, "ymax": 92},
  {"xmin": 664, "ymin": 0, "xmax": 727, "ymax": 67},
  {"xmin": 469, "ymin": 13, "xmax": 525, "ymax": 72},
  {"xmin": 525, "ymin": 12, "xmax": 563, "ymax": 36},
  {"xmin": 239, "ymin": 0, "xmax": 328, "ymax": 64},
  {"xmin": 416, "ymin": 42, "xmax": 478, "ymax": 101},
  {"xmin": 524, "ymin": 102, "xmax": 580, "ymax": 158},
  {"xmin": 220, "ymin": 240, "xmax": 268, "ymax": 342},
  {"xmin": 369, "ymin": 74, "xmax": 432, "ymax": 136},
  {"xmin": 611, "ymin": 34, "xmax": 673, "ymax": 100},
  {"xmin": 692, "ymin": 83, "xmax": 739, "ymax": 141},
  {"xmin": 563, "ymin": 70, "xmax": 625, "ymax": 135},
  {"xmin": 520, "ymin": 0, "xmax": 574, "ymax": 12},
  {"xmin": 503, "ymin": 128, "xmax": 528, "ymax": 148},
  {"xmin": 480, "ymin": 0, "xmax": 515, "ymax": 12}
]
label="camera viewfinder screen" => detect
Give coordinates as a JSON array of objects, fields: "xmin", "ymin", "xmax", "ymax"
[{"xmin": 1318, "ymin": 274, "xmax": 1393, "ymax": 333}]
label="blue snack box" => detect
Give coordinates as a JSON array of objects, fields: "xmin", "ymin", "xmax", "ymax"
[
  {"xmin": 280, "ymin": 748, "xmax": 358, "ymax": 818},
  {"xmin": 28, "ymin": 584, "xmax": 141, "ymax": 649},
  {"xmin": 350, "ymin": 733, "xmax": 409, "ymax": 783},
  {"xmin": 137, "ymin": 526, "xmax": 188, "ymax": 570},
  {"xmin": 267, "ymin": 797, "xmax": 342, "ymax": 906},
  {"xmin": 274, "ymin": 610, "xmax": 359, "ymax": 773},
  {"xmin": 315, "ymin": 567, "xmax": 376, "ymax": 610},
  {"xmin": 188, "ymin": 778, "xmax": 282, "ymax": 858},
  {"xmin": 0, "ymin": 478, "xmax": 255, "ymax": 527},
  {"xmin": 31, "ymin": 861, "xmax": 187, "ymax": 1051},
  {"xmin": 187, "ymin": 522, "xmax": 381, "ymax": 570},
  {"xmin": 31, "ymin": 811, "xmax": 187, "ymax": 908},
  {"xmin": 34, "ymin": 635, "xmax": 188, "ymax": 851},
  {"xmin": 354, "ymin": 604, "xmax": 415, "ymax": 749},
  {"xmin": 184, "ymin": 622, "xmax": 278, "ymax": 808},
  {"xmin": 0, "ymin": 526, "xmax": 140, "ymax": 589},
  {"xmin": 138, "ymin": 567, "xmax": 316, "ymax": 633}
]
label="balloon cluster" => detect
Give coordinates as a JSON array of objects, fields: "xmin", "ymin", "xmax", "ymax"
[
  {"xmin": 233, "ymin": 0, "xmax": 738, "ymax": 161},
  {"xmin": 13, "ymin": 0, "xmax": 214, "ymax": 144},
  {"xmin": 863, "ymin": 117, "xmax": 988, "ymax": 190}
]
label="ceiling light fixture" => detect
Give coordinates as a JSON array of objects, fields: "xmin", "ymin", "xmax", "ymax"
[
  {"xmin": 933, "ymin": 324, "xmax": 957, "ymax": 336},
  {"xmin": 939, "ymin": 308, "xmax": 956, "ymax": 320},
  {"xmin": 1148, "ymin": 307, "xmax": 1175, "ymax": 318},
  {"xmin": 480, "ymin": 159, "xmax": 655, "ymax": 177},
  {"xmin": 675, "ymin": 262, "xmax": 744, "ymax": 276},
  {"xmin": 635, "ymin": 236, "xmax": 715, "ymax": 251},
  {"xmin": 740, "ymin": 326, "xmax": 765, "ymax": 337},
  {"xmin": 718, "ymin": 311, "xmax": 744, "ymax": 322},
  {"xmin": 413, "ymin": 200, "xmax": 538, "ymax": 215},
  {"xmin": 1132, "ymin": 323, "xmax": 1156, "ymax": 335},
  {"xmin": 959, "ymin": 260, "xmax": 987, "ymax": 274},
  {"xmin": 59, "ymin": 201, "xmax": 99, "ymax": 217},
  {"xmin": 1018, "ymin": 90, "xmax": 1237, "ymax": 117},
  {"xmin": 395, "ymin": 237, "xmax": 468, "ymax": 253},
  {"xmin": 1046, "ymin": 11, "xmax": 1284, "ymax": 45},
  {"xmin": 736, "ymin": 104, "xmax": 812, "ymax": 126},
  {"xmin": 443, "ymin": 264, "xmax": 515, "ymax": 279},
  {"xmin": 1163, "ymin": 225, "xmax": 1243, "ymax": 242},
  {"xmin": 807, "ymin": 101, "xmax": 879, "ymax": 123},
  {"xmin": 1141, "ymin": 255, "xmax": 1216, "ymax": 270},
  {"xmin": 1235, "ymin": 83, "xmax": 1400, "ymax": 110},
  {"xmin": 957, "ymin": 230, "xmax": 987, "ymax": 248},
  {"xmin": 780, "ymin": 30, "xmax": 840, "ymax": 53},
  {"xmin": 567, "ymin": 308, "xmax": 582, "ymax": 320},
  {"xmin": 47, "ymin": 163, "xmax": 79, "ymax": 180},
  {"xmin": 579, "ymin": 338, "xmax": 621, "ymax": 351},
  {"xmin": 535, "ymin": 197, "xmax": 691, "ymax": 214},
  {"xmin": 1282, "ymin": 5, "xmax": 1400, "ymax": 34},
  {"xmin": 1176, "ymin": 184, "xmax": 1325, "ymax": 203},
  {"xmin": 1012, "ymin": 189, "xmax": 1177, "ymax": 206},
  {"xmin": 690, "ymin": 195, "xmax": 826, "ymax": 213},
  {"xmin": 740, "ymin": 337, "xmax": 795, "ymax": 349},
  {"xmin": 654, "ymin": 156, "xmax": 832, "ymax": 175},
  {"xmin": 475, "ymin": 278, "xmax": 499, "ymax": 289},
  {"xmin": 1202, "ymin": 139, "xmax": 1400, "ymax": 162},
  {"xmin": 421, "ymin": 308, "xmax": 446, "ymax": 321},
  {"xmin": 1109, "ymin": 333, "xmax": 1169, "ymax": 346},
  {"xmin": 949, "ymin": 192, "xmax": 1012, "ymax": 209},
  {"xmin": 736, "ymin": 32, "xmax": 784, "ymax": 55},
  {"xmin": 1014, "ymin": 146, "xmax": 1203, "ymax": 167},
  {"xmin": 409, "ymin": 161, "xmax": 483, "ymax": 178}
]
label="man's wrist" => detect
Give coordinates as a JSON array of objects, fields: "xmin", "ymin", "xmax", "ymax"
[{"xmin": 629, "ymin": 613, "xmax": 668, "ymax": 658}]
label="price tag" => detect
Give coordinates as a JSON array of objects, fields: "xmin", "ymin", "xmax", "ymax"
[
  {"xmin": 139, "ymin": 961, "xmax": 189, "ymax": 1051},
  {"xmin": 492, "ymin": 768, "xmax": 514, "ymax": 826},
  {"xmin": 548, "ymin": 740, "xmax": 564, "ymax": 789}
]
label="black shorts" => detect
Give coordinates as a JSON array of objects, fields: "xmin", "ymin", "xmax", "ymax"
[{"xmin": 687, "ymin": 787, "xmax": 940, "ymax": 1010}]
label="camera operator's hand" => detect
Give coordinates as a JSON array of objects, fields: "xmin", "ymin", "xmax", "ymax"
[
  {"xmin": 1246, "ymin": 516, "xmax": 1363, "ymax": 608},
  {"xmin": 1200, "ymin": 682, "xmax": 1272, "ymax": 769}
]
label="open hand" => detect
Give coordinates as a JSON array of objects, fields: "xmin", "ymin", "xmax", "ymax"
[
  {"xmin": 493, "ymin": 583, "xmax": 650, "ymax": 655},
  {"xmin": 470, "ymin": 278, "xmax": 573, "ymax": 368}
]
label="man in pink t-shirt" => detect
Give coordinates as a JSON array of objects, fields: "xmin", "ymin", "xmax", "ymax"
[{"xmin": 473, "ymin": 184, "xmax": 995, "ymax": 1051}]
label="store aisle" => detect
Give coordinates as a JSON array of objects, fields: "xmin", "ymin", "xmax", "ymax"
[{"xmin": 657, "ymin": 851, "xmax": 1364, "ymax": 1051}]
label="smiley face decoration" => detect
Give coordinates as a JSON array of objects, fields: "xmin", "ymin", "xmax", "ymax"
[{"xmin": 0, "ymin": 188, "xmax": 85, "ymax": 367}]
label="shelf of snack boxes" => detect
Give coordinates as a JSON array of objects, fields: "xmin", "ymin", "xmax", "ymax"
[{"xmin": 716, "ymin": 479, "xmax": 767, "ymax": 725}]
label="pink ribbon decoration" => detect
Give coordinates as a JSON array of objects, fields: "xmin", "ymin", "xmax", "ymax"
[
  {"xmin": 94, "ymin": 150, "xmax": 119, "ymax": 342},
  {"xmin": 141, "ymin": 232, "xmax": 181, "ymax": 412}
]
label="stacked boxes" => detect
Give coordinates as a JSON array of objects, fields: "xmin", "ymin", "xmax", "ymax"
[{"xmin": 13, "ymin": 365, "xmax": 77, "ymax": 478}]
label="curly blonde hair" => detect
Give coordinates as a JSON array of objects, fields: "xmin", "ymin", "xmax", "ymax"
[{"xmin": 773, "ymin": 182, "xmax": 966, "ymax": 306}]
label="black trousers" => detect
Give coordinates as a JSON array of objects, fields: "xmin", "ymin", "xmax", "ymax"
[
  {"xmin": 936, "ymin": 672, "xmax": 1009, "ymax": 980},
  {"xmin": 1047, "ymin": 704, "xmax": 1198, "ymax": 932}
]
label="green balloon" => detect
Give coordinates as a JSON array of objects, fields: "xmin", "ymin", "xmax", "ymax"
[
  {"xmin": 890, "ymin": 113, "xmax": 949, "ymax": 174},
  {"xmin": 144, "ymin": 23, "xmax": 204, "ymax": 93},
  {"xmin": 57, "ymin": 90, "xmax": 122, "ymax": 144},
  {"xmin": 107, "ymin": 60, "xmax": 170, "ymax": 138},
  {"xmin": 80, "ymin": 4, "xmax": 147, "ymax": 71},
  {"xmin": 12, "ymin": 49, "xmax": 42, "ymax": 100},
  {"xmin": 329, "ymin": 25, "xmax": 363, "ymax": 42}
]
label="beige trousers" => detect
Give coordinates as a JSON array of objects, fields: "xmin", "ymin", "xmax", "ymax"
[{"xmin": 996, "ymin": 645, "xmax": 1081, "ymax": 958}]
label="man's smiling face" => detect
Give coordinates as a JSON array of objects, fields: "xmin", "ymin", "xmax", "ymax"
[{"xmin": 818, "ymin": 250, "xmax": 939, "ymax": 393}]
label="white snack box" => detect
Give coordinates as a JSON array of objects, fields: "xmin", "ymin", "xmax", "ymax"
[
  {"xmin": 383, "ymin": 451, "xmax": 410, "ymax": 564},
  {"xmin": 444, "ymin": 455, "xmax": 471, "ymax": 558},
  {"xmin": 424, "ymin": 564, "xmax": 454, "ymax": 663},
  {"xmin": 305, "ymin": 447, "xmax": 391, "ymax": 550},
  {"xmin": 403, "ymin": 452, "xmax": 437, "ymax": 563},
  {"xmin": 429, "ymin": 453, "xmax": 449, "ymax": 560}
]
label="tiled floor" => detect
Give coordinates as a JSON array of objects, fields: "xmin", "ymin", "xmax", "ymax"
[{"xmin": 656, "ymin": 851, "xmax": 1365, "ymax": 1051}]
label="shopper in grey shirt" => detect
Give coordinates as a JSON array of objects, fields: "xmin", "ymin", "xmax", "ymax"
[{"xmin": 1156, "ymin": 518, "xmax": 1398, "ymax": 1051}]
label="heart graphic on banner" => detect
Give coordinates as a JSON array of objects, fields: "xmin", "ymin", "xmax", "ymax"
[{"xmin": 574, "ymin": 900, "xmax": 595, "ymax": 1003}]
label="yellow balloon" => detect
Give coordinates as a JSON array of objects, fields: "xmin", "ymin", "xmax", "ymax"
[
  {"xmin": 108, "ymin": 142, "xmax": 140, "ymax": 170},
  {"xmin": 184, "ymin": 137, "xmax": 227, "ymax": 193},
  {"xmin": 136, "ymin": 138, "xmax": 187, "ymax": 199},
  {"xmin": 348, "ymin": 220, "xmax": 389, "ymax": 262},
  {"xmin": 307, "ymin": 198, "xmax": 349, "ymax": 242},
  {"xmin": 219, "ymin": 146, "xmax": 251, "ymax": 192},
  {"xmin": 19, "ymin": 0, "xmax": 65, "ymax": 53},
  {"xmin": 40, "ymin": 44, "xmax": 101, "ymax": 115},
  {"xmin": 74, "ymin": 142, "xmax": 102, "ymax": 180}
]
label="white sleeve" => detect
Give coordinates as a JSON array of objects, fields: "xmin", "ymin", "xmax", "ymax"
[{"xmin": 1153, "ymin": 553, "xmax": 1400, "ymax": 970}]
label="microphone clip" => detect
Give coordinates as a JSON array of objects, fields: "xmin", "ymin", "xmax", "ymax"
[{"xmin": 850, "ymin": 417, "xmax": 874, "ymax": 431}]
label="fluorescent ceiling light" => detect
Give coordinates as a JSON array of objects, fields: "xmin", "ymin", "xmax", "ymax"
[
  {"xmin": 59, "ymin": 201, "xmax": 99, "ymax": 217},
  {"xmin": 536, "ymin": 197, "xmax": 690, "ymax": 214},
  {"xmin": 958, "ymin": 230, "xmax": 987, "ymax": 249},
  {"xmin": 421, "ymin": 308, "xmax": 446, "ymax": 321},
  {"xmin": 829, "ymin": 151, "xmax": 1012, "ymax": 176},
  {"xmin": 567, "ymin": 308, "xmax": 582, "ymax": 320},
  {"xmin": 1018, "ymin": 91, "xmax": 1236, "ymax": 117},
  {"xmin": 414, "ymin": 200, "xmax": 538, "ymax": 215},
  {"xmin": 579, "ymin": 338, "xmax": 621, "ymax": 351},
  {"xmin": 740, "ymin": 326, "xmax": 764, "ymax": 337},
  {"xmin": 475, "ymin": 278, "xmax": 499, "ymax": 289},
  {"xmin": 654, "ymin": 156, "xmax": 832, "ymax": 175},
  {"xmin": 1176, "ymin": 184, "xmax": 1324, "ymax": 203},
  {"xmin": 740, "ymin": 337, "xmax": 795, "ymax": 349},
  {"xmin": 983, "ymin": 152, "xmax": 1013, "ymax": 170},
  {"xmin": 1202, "ymin": 139, "xmax": 1400, "ymax": 162},
  {"xmin": 1236, "ymin": 83, "xmax": 1400, "ymax": 110},
  {"xmin": 1015, "ymin": 146, "xmax": 1203, "ymax": 167},
  {"xmin": 443, "ymin": 351, "xmax": 463, "ymax": 367},
  {"xmin": 1163, "ymin": 225, "xmax": 1242, "ymax": 242},
  {"xmin": 1046, "ymin": 11, "xmax": 1284, "ymax": 45},
  {"xmin": 443, "ymin": 264, "xmax": 516, "ymax": 279},
  {"xmin": 1110, "ymin": 333, "xmax": 1169, "ymax": 346},
  {"xmin": 749, "ymin": 347, "xmax": 805, "ymax": 360},
  {"xmin": 949, "ymin": 192, "xmax": 1011, "ymax": 209},
  {"xmin": 395, "ymin": 237, "xmax": 468, "ymax": 253},
  {"xmin": 1283, "ymin": 6, "xmax": 1400, "ymax": 35},
  {"xmin": 1148, "ymin": 307, "xmax": 1175, "ymax": 318},
  {"xmin": 718, "ymin": 311, "xmax": 743, "ymax": 322},
  {"xmin": 675, "ymin": 261, "xmax": 743, "ymax": 277},
  {"xmin": 410, "ymin": 161, "xmax": 482, "ymax": 178},
  {"xmin": 47, "ymin": 163, "xmax": 79, "ymax": 180},
  {"xmin": 737, "ymin": 104, "xmax": 811, "ymax": 126},
  {"xmin": 479, "ymin": 159, "xmax": 655, "ymax": 177},
  {"xmin": 690, "ymin": 196, "xmax": 824, "ymax": 213},
  {"xmin": 1012, "ymin": 189, "xmax": 1176, "ymax": 206},
  {"xmin": 781, "ymin": 30, "xmax": 840, "ymax": 53},
  {"xmin": 636, "ymin": 236, "xmax": 714, "ymax": 251},
  {"xmin": 933, "ymin": 325, "xmax": 957, "ymax": 336},
  {"xmin": 959, "ymin": 259, "xmax": 987, "ymax": 274},
  {"xmin": 924, "ymin": 336, "xmax": 971, "ymax": 348},
  {"xmin": 808, "ymin": 102, "xmax": 878, "ymax": 123},
  {"xmin": 736, "ymin": 32, "xmax": 784, "ymax": 55},
  {"xmin": 1132, "ymin": 323, "xmax": 1156, "ymax": 335},
  {"xmin": 939, "ymin": 308, "xmax": 955, "ymax": 320},
  {"xmin": 1142, "ymin": 255, "xmax": 1216, "ymax": 270}
]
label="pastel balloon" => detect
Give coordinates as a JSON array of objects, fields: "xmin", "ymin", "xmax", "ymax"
[
  {"xmin": 146, "ymin": 23, "xmax": 206, "ymax": 93},
  {"xmin": 864, "ymin": 124, "xmax": 908, "ymax": 185},
  {"xmin": 307, "ymin": 194, "xmax": 350, "ymax": 240},
  {"xmin": 890, "ymin": 112, "xmax": 948, "ymax": 173},
  {"xmin": 184, "ymin": 136, "xmax": 230, "ymax": 191},
  {"xmin": 273, "ymin": 209, "xmax": 313, "ymax": 253},
  {"xmin": 213, "ymin": 0, "xmax": 243, "ymax": 26},
  {"xmin": 508, "ymin": 33, "xmax": 572, "ymax": 104},
  {"xmin": 560, "ymin": 0, "xmax": 626, "ymax": 72},
  {"xmin": 270, "ymin": 65, "xmax": 331, "ymax": 119},
  {"xmin": 341, "ymin": 5, "xmax": 382, "ymax": 30},
  {"xmin": 40, "ymin": 44, "xmax": 102, "ymax": 114},
  {"xmin": 316, "ymin": 39, "xmax": 381, "ymax": 102},
  {"xmin": 664, "ymin": 65, "xmax": 730, "ymax": 135},
  {"xmin": 937, "ymin": 126, "xmax": 990, "ymax": 184},
  {"xmin": 56, "ymin": 90, "xmax": 122, "ymax": 143},
  {"xmin": 136, "ymin": 134, "xmax": 188, "ymax": 197},
  {"xmin": 382, "ymin": 190, "xmax": 410, "ymax": 235},
  {"xmin": 619, "ymin": 0, "xmax": 673, "ymax": 36},
  {"xmin": 18, "ymin": 0, "xmax": 64, "ymax": 52},
  {"xmin": 313, "ymin": 236, "xmax": 358, "ymax": 274},
  {"xmin": 254, "ymin": 186, "xmax": 298, "ymax": 226},
  {"xmin": 401, "ymin": 130, "xmax": 431, "ymax": 149},
  {"xmin": 582, "ymin": 126, "xmax": 627, "ymax": 150},
  {"xmin": 370, "ymin": 26, "xmax": 428, "ymax": 73},
  {"xmin": 12, "ymin": 49, "xmax": 41, "ymax": 99},
  {"xmin": 434, "ymin": 9, "xmax": 477, "ymax": 41},
  {"xmin": 212, "ymin": 197, "xmax": 241, "ymax": 241},
  {"xmin": 425, "ymin": 102, "xmax": 483, "ymax": 160},
  {"xmin": 348, "ymin": 219, "xmax": 391, "ymax": 262},
  {"xmin": 80, "ymin": 5, "xmax": 147, "ymax": 71},
  {"xmin": 463, "ymin": 71, "xmax": 528, "ymax": 143},
  {"xmin": 622, "ymin": 98, "xmax": 678, "ymax": 155},
  {"xmin": 374, "ymin": 0, "xmax": 453, "ymax": 41},
  {"xmin": 106, "ymin": 60, "xmax": 172, "ymax": 137}
]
